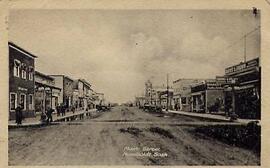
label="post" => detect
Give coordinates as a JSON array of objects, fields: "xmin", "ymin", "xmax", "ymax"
[
  {"xmin": 244, "ymin": 34, "xmax": 247, "ymax": 63},
  {"xmin": 232, "ymin": 84, "xmax": 236, "ymax": 116},
  {"xmin": 150, "ymin": 88, "xmax": 152, "ymax": 105},
  {"xmin": 231, "ymin": 78, "xmax": 236, "ymax": 117},
  {"xmin": 166, "ymin": 73, "xmax": 169, "ymax": 111},
  {"xmin": 50, "ymin": 88, "xmax": 53, "ymax": 109},
  {"xmin": 43, "ymin": 87, "xmax": 46, "ymax": 114}
]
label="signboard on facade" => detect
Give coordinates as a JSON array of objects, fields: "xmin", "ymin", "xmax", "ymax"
[
  {"xmin": 216, "ymin": 76, "xmax": 238, "ymax": 85},
  {"xmin": 18, "ymin": 87, "xmax": 28, "ymax": 91},
  {"xmin": 206, "ymin": 82, "xmax": 223, "ymax": 90},
  {"xmin": 225, "ymin": 58, "xmax": 259, "ymax": 75}
]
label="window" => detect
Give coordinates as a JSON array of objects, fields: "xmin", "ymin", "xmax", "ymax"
[
  {"xmin": 29, "ymin": 94, "xmax": 33, "ymax": 110},
  {"xmin": 21, "ymin": 63, "xmax": 27, "ymax": 79},
  {"xmin": 20, "ymin": 94, "xmax": 26, "ymax": 110},
  {"xmin": 13, "ymin": 59, "xmax": 21, "ymax": 77},
  {"xmin": 181, "ymin": 97, "xmax": 187, "ymax": 105},
  {"xmin": 10, "ymin": 93, "xmax": 17, "ymax": 111},
  {"xmin": 29, "ymin": 71, "xmax": 33, "ymax": 80},
  {"xmin": 22, "ymin": 69, "xmax": 26, "ymax": 79},
  {"xmin": 28, "ymin": 66, "xmax": 34, "ymax": 80}
]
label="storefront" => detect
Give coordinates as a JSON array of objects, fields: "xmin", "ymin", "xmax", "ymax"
[
  {"xmin": 224, "ymin": 58, "xmax": 260, "ymax": 119},
  {"xmin": 35, "ymin": 77, "xmax": 61, "ymax": 113},
  {"xmin": 191, "ymin": 80, "xmax": 224, "ymax": 113}
]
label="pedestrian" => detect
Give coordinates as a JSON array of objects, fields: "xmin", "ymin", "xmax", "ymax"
[
  {"xmin": 56, "ymin": 104, "xmax": 61, "ymax": 117},
  {"xmin": 46, "ymin": 107, "xmax": 54, "ymax": 124},
  {"xmin": 61, "ymin": 104, "xmax": 65, "ymax": 116},
  {"xmin": 63, "ymin": 105, "xmax": 66, "ymax": 116},
  {"xmin": 72, "ymin": 105, "xmax": 75, "ymax": 114},
  {"xmin": 15, "ymin": 104, "xmax": 23, "ymax": 125}
]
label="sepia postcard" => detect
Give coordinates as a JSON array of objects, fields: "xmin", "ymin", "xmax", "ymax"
[{"xmin": 0, "ymin": 0, "xmax": 270, "ymax": 168}]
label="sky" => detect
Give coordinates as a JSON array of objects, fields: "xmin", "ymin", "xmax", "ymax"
[{"xmin": 9, "ymin": 10, "xmax": 260, "ymax": 103}]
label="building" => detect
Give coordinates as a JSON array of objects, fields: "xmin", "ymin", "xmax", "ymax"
[
  {"xmin": 49, "ymin": 75, "xmax": 74, "ymax": 110},
  {"xmin": 73, "ymin": 79, "xmax": 94, "ymax": 110},
  {"xmin": 34, "ymin": 71, "xmax": 61, "ymax": 114},
  {"xmin": 159, "ymin": 89, "xmax": 174, "ymax": 110},
  {"xmin": 145, "ymin": 80, "xmax": 153, "ymax": 104},
  {"xmin": 172, "ymin": 79, "xmax": 205, "ymax": 111},
  {"xmin": 223, "ymin": 57, "xmax": 260, "ymax": 119},
  {"xmin": 96, "ymin": 92, "xmax": 105, "ymax": 105},
  {"xmin": 135, "ymin": 96, "xmax": 145, "ymax": 107},
  {"xmin": 191, "ymin": 79, "xmax": 224, "ymax": 113},
  {"xmin": 9, "ymin": 42, "xmax": 37, "ymax": 120}
]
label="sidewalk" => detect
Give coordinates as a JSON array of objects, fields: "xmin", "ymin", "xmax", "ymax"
[
  {"xmin": 8, "ymin": 109, "xmax": 97, "ymax": 128},
  {"xmin": 165, "ymin": 109, "xmax": 260, "ymax": 125}
]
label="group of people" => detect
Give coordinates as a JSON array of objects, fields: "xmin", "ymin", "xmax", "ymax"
[
  {"xmin": 55, "ymin": 104, "xmax": 76, "ymax": 116},
  {"xmin": 56, "ymin": 104, "xmax": 67, "ymax": 117},
  {"xmin": 14, "ymin": 103, "xmax": 81, "ymax": 125}
]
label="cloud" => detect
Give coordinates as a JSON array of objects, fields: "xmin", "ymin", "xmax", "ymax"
[{"xmin": 9, "ymin": 10, "xmax": 260, "ymax": 103}]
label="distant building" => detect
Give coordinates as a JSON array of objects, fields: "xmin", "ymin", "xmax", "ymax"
[
  {"xmin": 34, "ymin": 71, "xmax": 61, "ymax": 114},
  {"xmin": 172, "ymin": 79, "xmax": 205, "ymax": 111},
  {"xmin": 9, "ymin": 42, "xmax": 37, "ymax": 120},
  {"xmin": 152, "ymin": 85, "xmax": 169, "ymax": 106},
  {"xmin": 73, "ymin": 79, "xmax": 94, "ymax": 110},
  {"xmin": 96, "ymin": 92, "xmax": 105, "ymax": 105},
  {"xmin": 49, "ymin": 75, "xmax": 74, "ymax": 109},
  {"xmin": 159, "ymin": 89, "xmax": 174, "ymax": 110},
  {"xmin": 135, "ymin": 96, "xmax": 145, "ymax": 107},
  {"xmin": 145, "ymin": 80, "xmax": 153, "ymax": 104}
]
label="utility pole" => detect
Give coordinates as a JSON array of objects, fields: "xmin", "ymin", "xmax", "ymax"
[
  {"xmin": 166, "ymin": 73, "xmax": 169, "ymax": 111},
  {"xmin": 244, "ymin": 34, "xmax": 247, "ymax": 63}
]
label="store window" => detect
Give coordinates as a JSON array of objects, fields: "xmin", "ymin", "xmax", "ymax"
[
  {"xmin": 10, "ymin": 93, "xmax": 17, "ymax": 111},
  {"xmin": 20, "ymin": 94, "xmax": 26, "ymax": 110},
  {"xmin": 29, "ymin": 94, "xmax": 33, "ymax": 110}
]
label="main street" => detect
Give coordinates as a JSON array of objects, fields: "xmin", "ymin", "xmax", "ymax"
[{"xmin": 9, "ymin": 106, "xmax": 259, "ymax": 166}]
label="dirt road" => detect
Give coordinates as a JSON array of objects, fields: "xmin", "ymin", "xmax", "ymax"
[{"xmin": 9, "ymin": 106, "xmax": 260, "ymax": 166}]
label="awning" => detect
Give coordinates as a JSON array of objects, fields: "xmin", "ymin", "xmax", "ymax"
[
  {"xmin": 191, "ymin": 91, "xmax": 204, "ymax": 96},
  {"xmin": 35, "ymin": 81, "xmax": 61, "ymax": 90},
  {"xmin": 224, "ymin": 84, "xmax": 255, "ymax": 92}
]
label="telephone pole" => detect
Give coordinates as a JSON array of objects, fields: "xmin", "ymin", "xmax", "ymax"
[
  {"xmin": 166, "ymin": 73, "xmax": 169, "ymax": 111},
  {"xmin": 244, "ymin": 34, "xmax": 247, "ymax": 63}
]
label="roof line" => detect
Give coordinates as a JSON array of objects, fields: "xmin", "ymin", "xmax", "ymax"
[{"xmin": 8, "ymin": 42, "xmax": 38, "ymax": 59}]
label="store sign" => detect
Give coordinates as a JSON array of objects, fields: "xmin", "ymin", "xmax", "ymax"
[
  {"xmin": 225, "ymin": 58, "xmax": 259, "ymax": 75},
  {"xmin": 216, "ymin": 76, "xmax": 238, "ymax": 85},
  {"xmin": 206, "ymin": 82, "xmax": 223, "ymax": 90},
  {"xmin": 18, "ymin": 87, "xmax": 28, "ymax": 91}
]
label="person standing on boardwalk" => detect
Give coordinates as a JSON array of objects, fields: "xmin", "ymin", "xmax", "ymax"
[
  {"xmin": 71, "ymin": 105, "xmax": 75, "ymax": 114},
  {"xmin": 46, "ymin": 107, "xmax": 54, "ymax": 124},
  {"xmin": 61, "ymin": 104, "xmax": 66, "ymax": 116},
  {"xmin": 56, "ymin": 104, "xmax": 61, "ymax": 116},
  {"xmin": 15, "ymin": 104, "xmax": 23, "ymax": 125}
]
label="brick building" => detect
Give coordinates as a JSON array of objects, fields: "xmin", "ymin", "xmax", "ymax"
[{"xmin": 9, "ymin": 42, "xmax": 37, "ymax": 120}]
